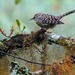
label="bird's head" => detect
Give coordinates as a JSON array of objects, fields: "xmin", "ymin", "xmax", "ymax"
[{"xmin": 29, "ymin": 13, "xmax": 43, "ymax": 21}]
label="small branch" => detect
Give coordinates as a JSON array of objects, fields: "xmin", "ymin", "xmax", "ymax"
[
  {"xmin": 0, "ymin": 28, "xmax": 8, "ymax": 37},
  {"xmin": 0, "ymin": 50, "xmax": 51, "ymax": 66},
  {"xmin": 10, "ymin": 57, "xmax": 73, "ymax": 75}
]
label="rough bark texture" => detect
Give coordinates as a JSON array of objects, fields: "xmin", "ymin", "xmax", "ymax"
[{"xmin": 0, "ymin": 57, "xmax": 10, "ymax": 75}]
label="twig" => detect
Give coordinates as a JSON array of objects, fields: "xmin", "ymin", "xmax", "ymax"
[{"xmin": 0, "ymin": 50, "xmax": 51, "ymax": 66}]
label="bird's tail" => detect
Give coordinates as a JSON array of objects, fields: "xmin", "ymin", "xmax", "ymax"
[{"xmin": 57, "ymin": 9, "xmax": 75, "ymax": 19}]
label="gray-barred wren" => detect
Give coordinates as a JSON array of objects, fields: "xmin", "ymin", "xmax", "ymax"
[{"xmin": 30, "ymin": 10, "xmax": 75, "ymax": 29}]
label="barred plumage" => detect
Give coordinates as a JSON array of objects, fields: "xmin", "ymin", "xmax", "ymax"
[{"xmin": 30, "ymin": 10, "xmax": 75, "ymax": 29}]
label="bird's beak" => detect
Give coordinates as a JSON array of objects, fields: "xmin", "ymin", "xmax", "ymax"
[{"xmin": 29, "ymin": 18, "xmax": 34, "ymax": 21}]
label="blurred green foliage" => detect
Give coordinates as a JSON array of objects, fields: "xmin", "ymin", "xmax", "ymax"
[
  {"xmin": 0, "ymin": 0, "xmax": 75, "ymax": 39},
  {"xmin": 15, "ymin": 0, "xmax": 21, "ymax": 5},
  {"xmin": 16, "ymin": 19, "xmax": 21, "ymax": 30},
  {"xmin": 22, "ymin": 26, "xmax": 26, "ymax": 31},
  {"xmin": 16, "ymin": 19, "xmax": 26, "ymax": 34}
]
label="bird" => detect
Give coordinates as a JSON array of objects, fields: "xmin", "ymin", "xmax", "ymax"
[{"xmin": 29, "ymin": 10, "xmax": 75, "ymax": 29}]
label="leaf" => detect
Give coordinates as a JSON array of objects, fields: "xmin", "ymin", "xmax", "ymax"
[
  {"xmin": 22, "ymin": 26, "xmax": 26, "ymax": 31},
  {"xmin": 15, "ymin": 0, "xmax": 21, "ymax": 5},
  {"xmin": 16, "ymin": 19, "xmax": 20, "ymax": 30}
]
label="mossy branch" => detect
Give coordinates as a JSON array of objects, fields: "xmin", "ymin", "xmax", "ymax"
[
  {"xmin": 47, "ymin": 32, "xmax": 75, "ymax": 56},
  {"xmin": 0, "ymin": 28, "xmax": 75, "ymax": 58},
  {"xmin": 0, "ymin": 28, "xmax": 75, "ymax": 75}
]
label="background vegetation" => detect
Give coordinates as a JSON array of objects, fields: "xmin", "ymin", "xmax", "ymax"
[
  {"xmin": 0, "ymin": 0, "xmax": 75, "ymax": 39},
  {"xmin": 0, "ymin": 0, "xmax": 75, "ymax": 75}
]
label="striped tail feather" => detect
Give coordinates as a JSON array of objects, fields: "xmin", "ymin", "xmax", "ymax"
[{"xmin": 57, "ymin": 9, "xmax": 75, "ymax": 19}]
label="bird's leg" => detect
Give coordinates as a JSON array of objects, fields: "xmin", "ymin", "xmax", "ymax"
[
  {"xmin": 46, "ymin": 29, "xmax": 52, "ymax": 33},
  {"xmin": 40, "ymin": 28, "xmax": 48, "ymax": 31}
]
